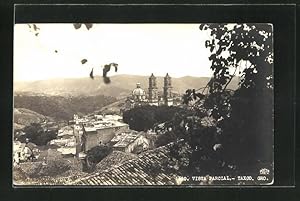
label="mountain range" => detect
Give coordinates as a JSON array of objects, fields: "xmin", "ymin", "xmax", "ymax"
[{"xmin": 14, "ymin": 74, "xmax": 239, "ymax": 98}]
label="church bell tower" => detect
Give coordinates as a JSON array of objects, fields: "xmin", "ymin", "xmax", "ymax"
[
  {"xmin": 163, "ymin": 73, "xmax": 173, "ymax": 106},
  {"xmin": 148, "ymin": 73, "xmax": 158, "ymax": 106}
]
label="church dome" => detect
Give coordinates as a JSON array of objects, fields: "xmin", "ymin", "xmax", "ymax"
[
  {"xmin": 132, "ymin": 88, "xmax": 146, "ymax": 96},
  {"xmin": 132, "ymin": 83, "xmax": 146, "ymax": 96}
]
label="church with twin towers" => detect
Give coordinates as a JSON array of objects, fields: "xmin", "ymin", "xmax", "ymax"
[{"xmin": 128, "ymin": 73, "xmax": 176, "ymax": 108}]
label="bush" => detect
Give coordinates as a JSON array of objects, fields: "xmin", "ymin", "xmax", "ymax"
[
  {"xmin": 86, "ymin": 145, "xmax": 112, "ymax": 164},
  {"xmin": 19, "ymin": 123, "xmax": 57, "ymax": 146},
  {"xmin": 155, "ymin": 132, "xmax": 176, "ymax": 147},
  {"xmin": 123, "ymin": 105, "xmax": 187, "ymax": 131}
]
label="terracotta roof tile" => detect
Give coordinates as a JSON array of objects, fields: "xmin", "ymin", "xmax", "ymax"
[{"xmin": 72, "ymin": 144, "xmax": 179, "ymax": 185}]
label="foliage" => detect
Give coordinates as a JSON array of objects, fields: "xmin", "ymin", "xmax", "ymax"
[
  {"xmin": 155, "ymin": 132, "xmax": 176, "ymax": 147},
  {"xmin": 102, "ymin": 63, "xmax": 118, "ymax": 84},
  {"xmin": 123, "ymin": 105, "xmax": 188, "ymax": 131},
  {"xmin": 88, "ymin": 62, "xmax": 118, "ymax": 84},
  {"xmin": 86, "ymin": 145, "xmax": 112, "ymax": 165},
  {"xmin": 27, "ymin": 24, "xmax": 40, "ymax": 37},
  {"xmin": 201, "ymin": 23, "xmax": 273, "ymax": 168},
  {"xmin": 171, "ymin": 23, "xmax": 273, "ymax": 175},
  {"xmin": 73, "ymin": 23, "xmax": 93, "ymax": 30},
  {"xmin": 19, "ymin": 123, "xmax": 57, "ymax": 146}
]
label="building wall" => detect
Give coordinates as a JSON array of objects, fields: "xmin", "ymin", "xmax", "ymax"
[
  {"xmin": 166, "ymin": 99, "xmax": 174, "ymax": 106},
  {"xmin": 84, "ymin": 125, "xmax": 129, "ymax": 152},
  {"xmin": 148, "ymin": 102, "xmax": 159, "ymax": 106}
]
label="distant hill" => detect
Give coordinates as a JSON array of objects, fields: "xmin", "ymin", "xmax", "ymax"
[
  {"xmin": 14, "ymin": 75, "xmax": 240, "ymax": 98},
  {"xmin": 14, "ymin": 77, "xmax": 131, "ymax": 98},
  {"xmin": 14, "ymin": 95, "xmax": 117, "ymax": 121},
  {"xmin": 94, "ymin": 98, "xmax": 128, "ymax": 115},
  {"xmin": 14, "ymin": 108, "xmax": 53, "ymax": 130}
]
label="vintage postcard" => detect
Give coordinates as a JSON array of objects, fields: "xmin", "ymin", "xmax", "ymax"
[{"xmin": 13, "ymin": 22, "xmax": 274, "ymax": 186}]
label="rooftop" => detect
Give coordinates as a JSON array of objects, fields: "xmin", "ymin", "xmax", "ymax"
[
  {"xmin": 71, "ymin": 144, "xmax": 179, "ymax": 185},
  {"xmin": 84, "ymin": 121, "xmax": 128, "ymax": 133},
  {"xmin": 57, "ymin": 147, "xmax": 76, "ymax": 155},
  {"xmin": 95, "ymin": 151, "xmax": 137, "ymax": 172},
  {"xmin": 112, "ymin": 132, "xmax": 141, "ymax": 148}
]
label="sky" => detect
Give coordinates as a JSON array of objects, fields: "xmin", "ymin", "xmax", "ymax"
[{"xmin": 14, "ymin": 23, "xmax": 214, "ymax": 81}]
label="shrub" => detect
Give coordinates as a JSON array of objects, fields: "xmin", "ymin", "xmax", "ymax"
[{"xmin": 19, "ymin": 123, "xmax": 57, "ymax": 146}]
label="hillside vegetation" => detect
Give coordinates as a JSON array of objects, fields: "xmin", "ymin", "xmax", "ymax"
[
  {"xmin": 14, "ymin": 108, "xmax": 53, "ymax": 130},
  {"xmin": 14, "ymin": 95, "xmax": 117, "ymax": 120}
]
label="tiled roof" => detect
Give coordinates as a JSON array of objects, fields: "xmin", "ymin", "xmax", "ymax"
[
  {"xmin": 84, "ymin": 121, "xmax": 128, "ymax": 133},
  {"xmin": 72, "ymin": 145, "xmax": 179, "ymax": 185},
  {"xmin": 112, "ymin": 132, "xmax": 141, "ymax": 148},
  {"xmin": 13, "ymin": 170, "xmax": 87, "ymax": 186},
  {"xmin": 95, "ymin": 151, "xmax": 137, "ymax": 172}
]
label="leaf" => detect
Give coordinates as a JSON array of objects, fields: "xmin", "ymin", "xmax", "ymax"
[
  {"xmin": 113, "ymin": 63, "xmax": 118, "ymax": 72},
  {"xmin": 216, "ymin": 47, "xmax": 223, "ymax": 55},
  {"xmin": 192, "ymin": 89, "xmax": 197, "ymax": 100},
  {"xmin": 208, "ymin": 54, "xmax": 216, "ymax": 61},
  {"xmin": 81, "ymin": 59, "xmax": 88, "ymax": 64},
  {"xmin": 103, "ymin": 63, "xmax": 118, "ymax": 77},
  {"xmin": 85, "ymin": 23, "xmax": 93, "ymax": 30},
  {"xmin": 210, "ymin": 44, "xmax": 214, "ymax": 52},
  {"xmin": 33, "ymin": 24, "xmax": 39, "ymax": 31},
  {"xmin": 199, "ymin": 24, "xmax": 205, "ymax": 30},
  {"xmin": 89, "ymin": 68, "xmax": 94, "ymax": 79},
  {"xmin": 73, "ymin": 23, "xmax": 82, "ymax": 29},
  {"xmin": 35, "ymin": 33, "xmax": 39, "ymax": 37},
  {"xmin": 205, "ymin": 40, "xmax": 210, "ymax": 48},
  {"xmin": 195, "ymin": 93, "xmax": 205, "ymax": 99},
  {"xmin": 103, "ymin": 77, "xmax": 111, "ymax": 84},
  {"xmin": 213, "ymin": 144, "xmax": 222, "ymax": 151},
  {"xmin": 102, "ymin": 63, "xmax": 118, "ymax": 84},
  {"xmin": 103, "ymin": 65, "xmax": 111, "ymax": 77}
]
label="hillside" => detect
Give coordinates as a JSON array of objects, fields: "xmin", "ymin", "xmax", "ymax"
[
  {"xmin": 14, "ymin": 108, "xmax": 53, "ymax": 130},
  {"xmin": 14, "ymin": 95, "xmax": 117, "ymax": 121},
  {"xmin": 14, "ymin": 75, "xmax": 240, "ymax": 98},
  {"xmin": 94, "ymin": 98, "xmax": 127, "ymax": 115},
  {"xmin": 14, "ymin": 76, "xmax": 131, "ymax": 98}
]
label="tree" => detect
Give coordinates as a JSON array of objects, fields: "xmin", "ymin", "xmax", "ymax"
[
  {"xmin": 123, "ymin": 105, "xmax": 188, "ymax": 131},
  {"xmin": 86, "ymin": 145, "xmax": 112, "ymax": 165},
  {"xmin": 200, "ymin": 23, "xmax": 273, "ymax": 169},
  {"xmin": 173, "ymin": 23, "xmax": 274, "ymax": 176},
  {"xmin": 123, "ymin": 106, "xmax": 156, "ymax": 131},
  {"xmin": 20, "ymin": 123, "xmax": 57, "ymax": 146}
]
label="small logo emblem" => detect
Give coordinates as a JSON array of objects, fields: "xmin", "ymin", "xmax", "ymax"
[{"xmin": 259, "ymin": 168, "xmax": 270, "ymax": 175}]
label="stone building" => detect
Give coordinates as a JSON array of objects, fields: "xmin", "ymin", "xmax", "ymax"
[{"xmin": 81, "ymin": 122, "xmax": 129, "ymax": 152}]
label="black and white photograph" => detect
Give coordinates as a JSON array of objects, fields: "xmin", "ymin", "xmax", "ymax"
[{"xmin": 13, "ymin": 23, "xmax": 274, "ymax": 186}]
